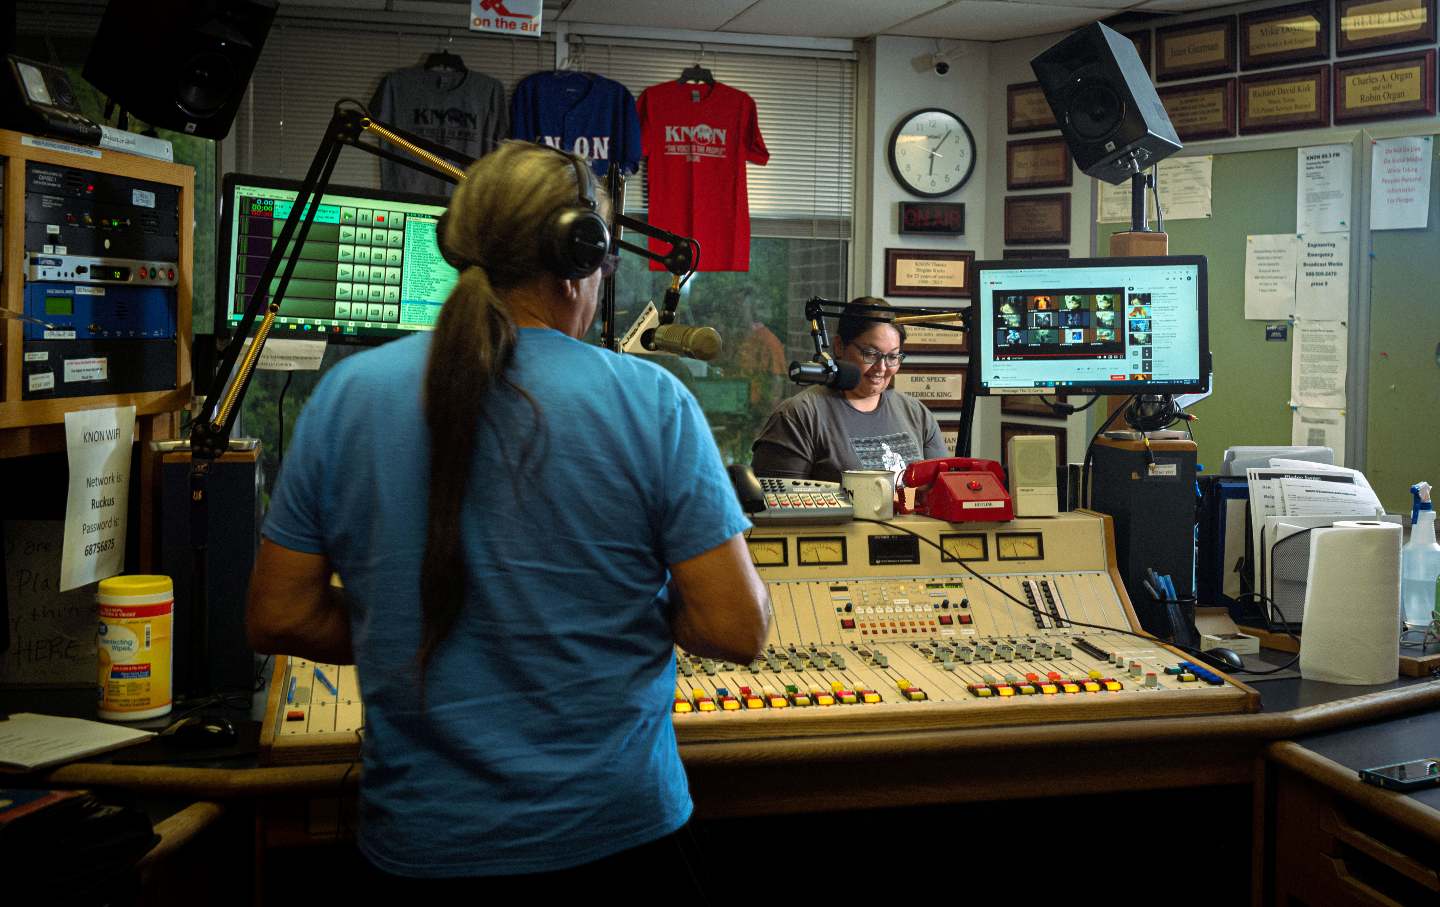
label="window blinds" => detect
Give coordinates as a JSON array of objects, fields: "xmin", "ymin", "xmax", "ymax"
[
  {"xmin": 566, "ymin": 37, "xmax": 856, "ymax": 238},
  {"xmin": 233, "ymin": 21, "xmax": 555, "ymax": 190}
]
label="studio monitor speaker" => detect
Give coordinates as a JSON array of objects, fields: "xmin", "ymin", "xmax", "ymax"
[
  {"xmin": 1008, "ymin": 434, "xmax": 1059, "ymax": 518},
  {"xmin": 83, "ymin": 0, "xmax": 277, "ymax": 140},
  {"xmin": 1030, "ymin": 22, "xmax": 1181, "ymax": 185}
]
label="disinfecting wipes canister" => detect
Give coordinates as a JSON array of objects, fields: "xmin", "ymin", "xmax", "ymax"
[{"xmin": 97, "ymin": 575, "xmax": 173, "ymax": 721}]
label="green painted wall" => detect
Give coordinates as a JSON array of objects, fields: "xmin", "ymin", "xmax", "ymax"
[
  {"xmin": 1099, "ymin": 148, "xmax": 1302, "ymax": 477},
  {"xmin": 1367, "ymin": 138, "xmax": 1440, "ymax": 513}
]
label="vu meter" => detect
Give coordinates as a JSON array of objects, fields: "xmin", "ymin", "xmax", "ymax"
[
  {"xmin": 997, "ymin": 532, "xmax": 1044, "ymax": 560},
  {"xmin": 797, "ymin": 537, "xmax": 847, "ymax": 566},
  {"xmin": 746, "ymin": 538, "xmax": 787, "ymax": 567},
  {"xmin": 940, "ymin": 533, "xmax": 987, "ymax": 562}
]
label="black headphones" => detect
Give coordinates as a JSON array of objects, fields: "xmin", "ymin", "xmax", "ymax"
[{"xmin": 436, "ymin": 145, "xmax": 612, "ymax": 280}]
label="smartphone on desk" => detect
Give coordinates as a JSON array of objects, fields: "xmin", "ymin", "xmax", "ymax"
[{"xmin": 1359, "ymin": 758, "xmax": 1440, "ymax": 791}]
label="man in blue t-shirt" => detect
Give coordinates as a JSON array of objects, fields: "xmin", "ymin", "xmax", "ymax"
[
  {"xmin": 511, "ymin": 71, "xmax": 642, "ymax": 176},
  {"xmin": 246, "ymin": 142, "xmax": 768, "ymax": 888}
]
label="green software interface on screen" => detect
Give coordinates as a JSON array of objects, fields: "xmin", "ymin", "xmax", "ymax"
[{"xmin": 220, "ymin": 176, "xmax": 460, "ymax": 343}]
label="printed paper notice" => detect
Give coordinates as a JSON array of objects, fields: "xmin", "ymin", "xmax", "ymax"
[
  {"xmin": 240, "ymin": 336, "xmax": 327, "ymax": 371},
  {"xmin": 1370, "ymin": 135, "xmax": 1432, "ymax": 230},
  {"xmin": 1244, "ymin": 234, "xmax": 1298, "ymax": 320},
  {"xmin": 1296, "ymin": 233, "xmax": 1350, "ymax": 321},
  {"xmin": 1297, "ymin": 145, "xmax": 1352, "ymax": 234},
  {"xmin": 1290, "ymin": 321, "xmax": 1347, "ymax": 409},
  {"xmin": 1096, "ymin": 156, "xmax": 1213, "ymax": 223},
  {"xmin": 1292, "ymin": 407, "xmax": 1346, "ymax": 466},
  {"xmin": 60, "ymin": 406, "xmax": 135, "ymax": 592}
]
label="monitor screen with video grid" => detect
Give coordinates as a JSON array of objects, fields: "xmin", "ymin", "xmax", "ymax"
[{"xmin": 217, "ymin": 174, "xmax": 459, "ymax": 343}]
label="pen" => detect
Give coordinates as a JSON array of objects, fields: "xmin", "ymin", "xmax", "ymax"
[
  {"xmin": 286, "ymin": 675, "xmax": 297, "ymax": 703},
  {"xmin": 314, "ymin": 667, "xmax": 338, "ymax": 696}
]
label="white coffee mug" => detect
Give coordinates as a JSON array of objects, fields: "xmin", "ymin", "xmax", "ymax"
[{"xmin": 842, "ymin": 469, "xmax": 896, "ymax": 520}]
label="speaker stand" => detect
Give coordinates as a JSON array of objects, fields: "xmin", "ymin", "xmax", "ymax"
[{"xmin": 1110, "ymin": 170, "xmax": 1169, "ymax": 257}]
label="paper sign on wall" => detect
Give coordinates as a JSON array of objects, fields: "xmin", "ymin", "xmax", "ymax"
[
  {"xmin": 470, "ymin": 0, "xmax": 541, "ymax": 35},
  {"xmin": 1244, "ymin": 234, "xmax": 1299, "ymax": 320},
  {"xmin": 1297, "ymin": 145, "xmax": 1352, "ymax": 234},
  {"xmin": 1292, "ymin": 407, "xmax": 1346, "ymax": 466},
  {"xmin": 1296, "ymin": 233, "xmax": 1350, "ymax": 321},
  {"xmin": 1096, "ymin": 156, "xmax": 1213, "ymax": 223},
  {"xmin": 60, "ymin": 406, "xmax": 135, "ymax": 592},
  {"xmin": 1370, "ymin": 135, "xmax": 1432, "ymax": 231},
  {"xmin": 1290, "ymin": 321, "xmax": 1347, "ymax": 409}
]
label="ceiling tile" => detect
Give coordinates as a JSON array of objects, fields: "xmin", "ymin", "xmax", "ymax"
[
  {"xmin": 720, "ymin": 0, "xmax": 950, "ymax": 38},
  {"xmin": 557, "ymin": 0, "xmax": 756, "ymax": 30},
  {"xmin": 890, "ymin": 1, "xmax": 1120, "ymax": 41},
  {"xmin": 1130, "ymin": 0, "xmax": 1230, "ymax": 11}
]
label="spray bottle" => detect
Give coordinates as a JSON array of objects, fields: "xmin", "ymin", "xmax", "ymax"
[{"xmin": 1402, "ymin": 482, "xmax": 1440, "ymax": 628}]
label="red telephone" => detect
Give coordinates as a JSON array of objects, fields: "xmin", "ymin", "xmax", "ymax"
[{"xmin": 898, "ymin": 457, "xmax": 1014, "ymax": 522}]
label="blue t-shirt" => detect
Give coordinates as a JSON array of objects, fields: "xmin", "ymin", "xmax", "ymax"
[
  {"xmin": 510, "ymin": 71, "xmax": 641, "ymax": 176},
  {"xmin": 263, "ymin": 329, "xmax": 748, "ymax": 877}
]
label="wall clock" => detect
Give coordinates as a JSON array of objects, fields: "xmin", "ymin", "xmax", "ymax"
[{"xmin": 888, "ymin": 107, "xmax": 976, "ymax": 198}]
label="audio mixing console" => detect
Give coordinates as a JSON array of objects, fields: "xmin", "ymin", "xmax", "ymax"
[{"xmin": 260, "ymin": 512, "xmax": 1257, "ymax": 765}]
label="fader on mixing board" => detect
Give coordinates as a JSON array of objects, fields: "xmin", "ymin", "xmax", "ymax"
[{"xmin": 261, "ymin": 511, "xmax": 1257, "ymax": 765}]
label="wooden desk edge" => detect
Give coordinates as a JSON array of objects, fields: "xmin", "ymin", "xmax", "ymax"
[
  {"xmin": 35, "ymin": 682, "xmax": 1440, "ymax": 797},
  {"xmin": 1267, "ymin": 740, "xmax": 1440, "ymax": 847}
]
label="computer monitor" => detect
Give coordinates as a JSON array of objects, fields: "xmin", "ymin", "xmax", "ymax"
[
  {"xmin": 216, "ymin": 173, "xmax": 459, "ymax": 343},
  {"xmin": 972, "ymin": 255, "xmax": 1209, "ymax": 396}
]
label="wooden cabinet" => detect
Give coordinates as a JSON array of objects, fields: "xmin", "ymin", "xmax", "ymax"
[
  {"xmin": 1266, "ymin": 742, "xmax": 1440, "ymax": 906},
  {"xmin": 0, "ymin": 128, "xmax": 193, "ymax": 458}
]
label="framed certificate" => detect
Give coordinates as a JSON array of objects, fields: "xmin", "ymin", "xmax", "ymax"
[
  {"xmin": 1006, "ymin": 138, "xmax": 1073, "ymax": 190},
  {"xmin": 1004, "ymin": 195, "xmax": 1071, "ymax": 245},
  {"xmin": 1159, "ymin": 78, "xmax": 1238, "ymax": 140},
  {"xmin": 1334, "ymin": 49, "xmax": 1436, "ymax": 122},
  {"xmin": 1336, "ymin": 0, "xmax": 1436, "ymax": 55},
  {"xmin": 1241, "ymin": 2, "xmax": 1330, "ymax": 69},
  {"xmin": 901, "ymin": 316, "xmax": 968, "ymax": 354},
  {"xmin": 892, "ymin": 366, "xmax": 967, "ymax": 410},
  {"xmin": 1239, "ymin": 65, "xmax": 1331, "ymax": 133},
  {"xmin": 884, "ymin": 248, "xmax": 975, "ymax": 298},
  {"xmin": 1006, "ymin": 81, "xmax": 1059, "ymax": 133},
  {"xmin": 1156, "ymin": 16, "xmax": 1238, "ymax": 82}
]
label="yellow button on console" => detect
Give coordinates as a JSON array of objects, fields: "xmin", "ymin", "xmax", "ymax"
[
  {"xmin": 1083, "ymin": 681, "xmax": 1101, "ymax": 693},
  {"xmin": 1104, "ymin": 681, "xmax": 1123, "ymax": 692},
  {"xmin": 1040, "ymin": 684, "xmax": 1058, "ymax": 694},
  {"xmin": 1062, "ymin": 683, "xmax": 1080, "ymax": 694},
  {"xmin": 861, "ymin": 690, "xmax": 882, "ymax": 703}
]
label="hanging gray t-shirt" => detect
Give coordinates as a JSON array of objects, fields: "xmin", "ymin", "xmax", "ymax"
[
  {"xmin": 369, "ymin": 67, "xmax": 508, "ymax": 197},
  {"xmin": 750, "ymin": 385, "xmax": 948, "ymax": 483}
]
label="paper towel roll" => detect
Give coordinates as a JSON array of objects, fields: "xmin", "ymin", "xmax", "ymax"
[{"xmin": 1299, "ymin": 520, "xmax": 1402, "ymax": 684}]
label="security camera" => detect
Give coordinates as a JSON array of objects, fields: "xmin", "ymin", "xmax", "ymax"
[{"xmin": 932, "ymin": 56, "xmax": 951, "ymax": 76}]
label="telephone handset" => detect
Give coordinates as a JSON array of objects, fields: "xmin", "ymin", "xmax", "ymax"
[
  {"xmin": 727, "ymin": 464, "xmax": 854, "ymax": 525},
  {"xmin": 898, "ymin": 457, "xmax": 1014, "ymax": 522}
]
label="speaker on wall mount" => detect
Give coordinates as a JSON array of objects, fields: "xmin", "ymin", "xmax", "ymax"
[
  {"xmin": 83, "ymin": 0, "xmax": 277, "ymax": 140},
  {"xmin": 1030, "ymin": 23, "xmax": 1181, "ymax": 186}
]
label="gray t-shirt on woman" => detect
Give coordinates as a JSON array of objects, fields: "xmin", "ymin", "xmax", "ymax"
[{"xmin": 750, "ymin": 385, "xmax": 947, "ymax": 483}]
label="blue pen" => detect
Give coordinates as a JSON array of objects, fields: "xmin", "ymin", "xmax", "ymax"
[
  {"xmin": 286, "ymin": 675, "xmax": 297, "ymax": 703},
  {"xmin": 314, "ymin": 667, "xmax": 338, "ymax": 696}
]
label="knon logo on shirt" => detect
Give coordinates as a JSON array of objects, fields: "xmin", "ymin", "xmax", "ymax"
[
  {"xmin": 539, "ymin": 135, "xmax": 612, "ymax": 161},
  {"xmin": 663, "ymin": 124, "xmax": 728, "ymax": 160}
]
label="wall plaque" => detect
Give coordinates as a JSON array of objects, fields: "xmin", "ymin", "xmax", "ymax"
[
  {"xmin": 1003, "ymin": 195, "xmax": 1071, "ymax": 245},
  {"xmin": 1158, "ymin": 78, "xmax": 1238, "ymax": 140},
  {"xmin": 1239, "ymin": 65, "xmax": 1330, "ymax": 133},
  {"xmin": 1157, "ymin": 16, "xmax": 1238, "ymax": 81},
  {"xmin": 1334, "ymin": 49, "xmax": 1436, "ymax": 122}
]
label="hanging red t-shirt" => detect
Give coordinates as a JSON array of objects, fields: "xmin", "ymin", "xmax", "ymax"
[{"xmin": 638, "ymin": 80, "xmax": 769, "ymax": 271}]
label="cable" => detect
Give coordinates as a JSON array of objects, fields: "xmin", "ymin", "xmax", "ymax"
[
  {"xmin": 1081, "ymin": 395, "xmax": 1134, "ymax": 509},
  {"xmin": 277, "ymin": 371, "xmax": 294, "ymax": 468},
  {"xmin": 1040, "ymin": 394, "xmax": 1102, "ymax": 416},
  {"xmin": 1225, "ymin": 590, "xmax": 1302, "ymax": 675}
]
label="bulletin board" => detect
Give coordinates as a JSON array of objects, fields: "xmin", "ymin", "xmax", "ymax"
[
  {"xmin": 1099, "ymin": 135, "xmax": 1440, "ymax": 514},
  {"xmin": 1366, "ymin": 134, "xmax": 1440, "ymax": 513},
  {"xmin": 1098, "ymin": 147, "xmax": 1301, "ymax": 480}
]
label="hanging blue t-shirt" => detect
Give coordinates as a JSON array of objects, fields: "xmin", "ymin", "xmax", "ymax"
[
  {"xmin": 262, "ymin": 329, "xmax": 748, "ymax": 877},
  {"xmin": 511, "ymin": 71, "xmax": 642, "ymax": 176}
]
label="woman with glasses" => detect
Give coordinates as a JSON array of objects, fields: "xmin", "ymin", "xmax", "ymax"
[
  {"xmin": 750, "ymin": 296, "xmax": 947, "ymax": 483},
  {"xmin": 246, "ymin": 142, "xmax": 769, "ymax": 893}
]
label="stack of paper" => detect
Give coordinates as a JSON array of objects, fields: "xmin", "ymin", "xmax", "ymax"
[{"xmin": 1246, "ymin": 459, "xmax": 1386, "ymax": 601}]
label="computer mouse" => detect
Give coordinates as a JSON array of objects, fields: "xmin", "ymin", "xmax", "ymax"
[
  {"xmin": 1199, "ymin": 647, "xmax": 1245, "ymax": 673},
  {"xmin": 158, "ymin": 715, "xmax": 239, "ymax": 748}
]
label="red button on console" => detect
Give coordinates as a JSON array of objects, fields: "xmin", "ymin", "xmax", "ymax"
[{"xmin": 967, "ymin": 480, "xmax": 982, "ymax": 491}]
